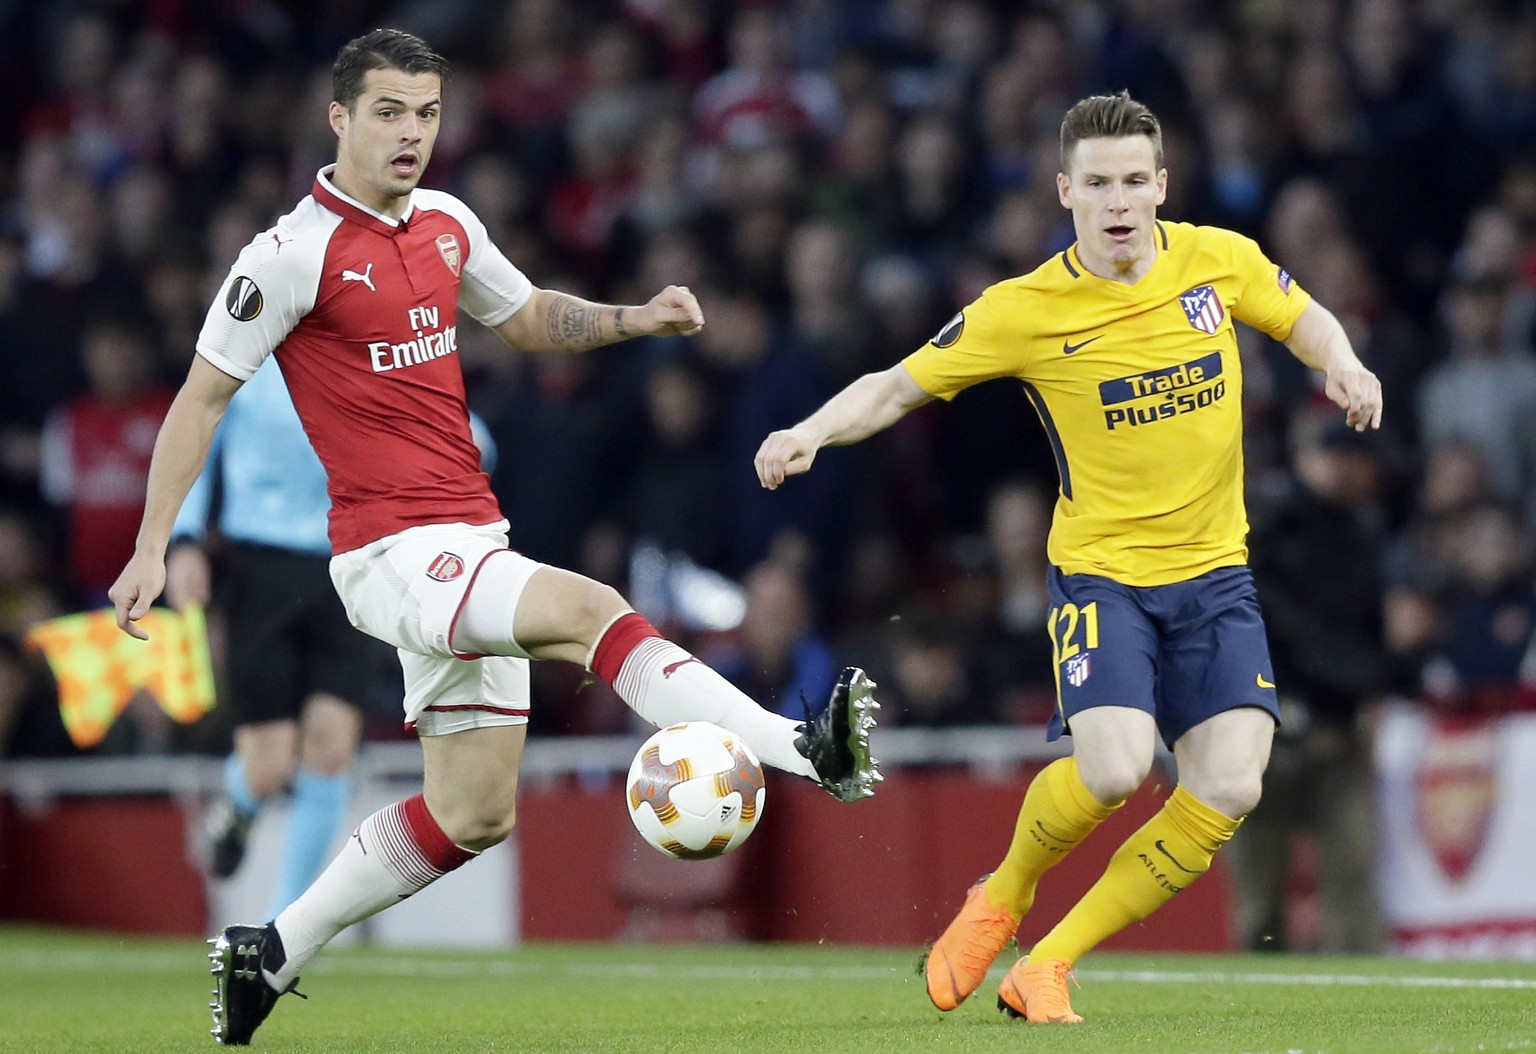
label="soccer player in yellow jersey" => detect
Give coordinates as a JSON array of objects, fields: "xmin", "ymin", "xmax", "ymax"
[{"xmin": 755, "ymin": 92, "xmax": 1383, "ymax": 1023}]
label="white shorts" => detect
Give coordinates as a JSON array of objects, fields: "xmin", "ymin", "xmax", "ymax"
[{"xmin": 329, "ymin": 520, "xmax": 539, "ymax": 736}]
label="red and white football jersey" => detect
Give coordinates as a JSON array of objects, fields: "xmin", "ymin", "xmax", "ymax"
[{"xmin": 196, "ymin": 167, "xmax": 533, "ymax": 553}]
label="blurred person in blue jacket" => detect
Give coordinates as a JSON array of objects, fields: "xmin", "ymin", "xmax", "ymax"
[{"xmin": 706, "ymin": 560, "xmax": 837, "ymax": 721}]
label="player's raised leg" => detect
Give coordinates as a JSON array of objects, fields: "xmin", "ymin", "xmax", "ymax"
[{"xmin": 462, "ymin": 560, "xmax": 881, "ymax": 801}]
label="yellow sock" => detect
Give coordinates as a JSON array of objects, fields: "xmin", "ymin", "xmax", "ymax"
[
  {"xmin": 982, "ymin": 757, "xmax": 1118, "ymax": 917},
  {"xmin": 1028, "ymin": 785, "xmax": 1240, "ymax": 964}
]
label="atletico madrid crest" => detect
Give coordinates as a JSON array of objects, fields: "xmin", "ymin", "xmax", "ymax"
[
  {"xmin": 1179, "ymin": 284, "xmax": 1226, "ymax": 335},
  {"xmin": 1064, "ymin": 653, "xmax": 1091, "ymax": 687},
  {"xmin": 435, "ymin": 233, "xmax": 462, "ymax": 276}
]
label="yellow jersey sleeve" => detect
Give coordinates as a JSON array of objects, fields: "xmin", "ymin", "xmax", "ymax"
[
  {"xmin": 1217, "ymin": 228, "xmax": 1312, "ymax": 341},
  {"xmin": 900, "ymin": 284, "xmax": 1034, "ymax": 400}
]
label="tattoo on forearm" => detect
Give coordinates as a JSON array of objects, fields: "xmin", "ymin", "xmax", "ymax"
[
  {"xmin": 614, "ymin": 306, "xmax": 627, "ymax": 339},
  {"xmin": 546, "ymin": 295, "xmax": 606, "ymax": 347}
]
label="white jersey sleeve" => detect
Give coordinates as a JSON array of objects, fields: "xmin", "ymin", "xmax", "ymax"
[
  {"xmin": 195, "ymin": 199, "xmax": 337, "ymax": 380},
  {"xmin": 418, "ymin": 191, "xmax": 534, "ymax": 328}
]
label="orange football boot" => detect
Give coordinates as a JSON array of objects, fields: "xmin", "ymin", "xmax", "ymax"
[
  {"xmin": 996, "ymin": 957, "xmax": 1084, "ymax": 1023},
  {"xmin": 923, "ymin": 878, "xmax": 1022, "ymax": 1010}
]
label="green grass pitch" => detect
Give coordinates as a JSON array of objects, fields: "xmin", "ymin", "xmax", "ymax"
[{"xmin": 0, "ymin": 926, "xmax": 1532, "ymax": 1053}]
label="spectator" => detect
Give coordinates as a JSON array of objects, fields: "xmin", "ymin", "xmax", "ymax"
[
  {"xmin": 974, "ymin": 480, "xmax": 1057, "ymax": 725},
  {"xmin": 804, "ymin": 97, "xmax": 896, "ymax": 242},
  {"xmin": 624, "ymin": 356, "xmax": 727, "ymax": 570},
  {"xmin": 0, "ymin": 510, "xmax": 64, "ymax": 638},
  {"xmin": 694, "ymin": 288, "xmax": 845, "ymax": 579},
  {"xmin": 693, "ymin": 6, "xmax": 840, "ymax": 151},
  {"xmin": 1231, "ymin": 414, "xmax": 1391, "ymax": 953},
  {"xmin": 782, "ymin": 217, "xmax": 873, "ymax": 381},
  {"xmin": 1419, "ymin": 503, "xmax": 1536, "ymax": 715},
  {"xmin": 38, "ymin": 317, "xmax": 175, "ymax": 602},
  {"xmin": 705, "ymin": 560, "xmax": 838, "ymax": 721},
  {"xmin": 869, "ymin": 606, "xmax": 991, "ymax": 727},
  {"xmin": 1417, "ymin": 274, "xmax": 1536, "ymax": 516}
]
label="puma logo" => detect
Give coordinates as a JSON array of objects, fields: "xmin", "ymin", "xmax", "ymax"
[
  {"xmin": 342, "ymin": 263, "xmax": 376, "ymax": 291},
  {"xmin": 662, "ymin": 656, "xmax": 703, "ymax": 678}
]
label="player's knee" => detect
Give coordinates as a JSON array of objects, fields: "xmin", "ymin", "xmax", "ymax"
[
  {"xmin": 1197, "ymin": 775, "xmax": 1262, "ymax": 820},
  {"xmin": 300, "ymin": 743, "xmax": 355, "ymax": 776},
  {"xmin": 450, "ymin": 798, "xmax": 518, "ymax": 852},
  {"xmin": 572, "ymin": 581, "xmax": 629, "ymax": 644},
  {"xmin": 429, "ymin": 778, "xmax": 519, "ymax": 851},
  {"xmin": 243, "ymin": 757, "xmax": 296, "ymax": 799},
  {"xmin": 236, "ymin": 722, "xmax": 302, "ymax": 797},
  {"xmin": 1076, "ymin": 754, "xmax": 1151, "ymax": 806}
]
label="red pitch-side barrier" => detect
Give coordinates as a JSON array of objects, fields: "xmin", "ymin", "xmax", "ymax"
[{"xmin": 0, "ymin": 764, "xmax": 1234, "ymax": 950}]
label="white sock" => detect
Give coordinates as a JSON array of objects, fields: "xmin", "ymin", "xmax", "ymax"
[
  {"xmin": 590, "ymin": 613, "xmax": 815, "ymax": 778},
  {"xmin": 268, "ymin": 795, "xmax": 475, "ymax": 989}
]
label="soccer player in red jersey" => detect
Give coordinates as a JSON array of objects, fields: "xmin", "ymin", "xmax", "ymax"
[{"xmin": 108, "ymin": 29, "xmax": 878, "ymax": 1046}]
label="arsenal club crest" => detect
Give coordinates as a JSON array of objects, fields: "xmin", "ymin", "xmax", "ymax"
[
  {"xmin": 1414, "ymin": 716, "xmax": 1498, "ymax": 884},
  {"xmin": 435, "ymin": 233, "xmax": 462, "ymax": 277},
  {"xmin": 427, "ymin": 552, "xmax": 465, "ymax": 582}
]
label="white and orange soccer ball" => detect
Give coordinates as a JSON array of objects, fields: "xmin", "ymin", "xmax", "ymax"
[{"xmin": 625, "ymin": 721, "xmax": 765, "ymax": 860}]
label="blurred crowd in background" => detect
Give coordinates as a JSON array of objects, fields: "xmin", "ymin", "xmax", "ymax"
[{"xmin": 0, "ymin": 0, "xmax": 1533, "ymax": 768}]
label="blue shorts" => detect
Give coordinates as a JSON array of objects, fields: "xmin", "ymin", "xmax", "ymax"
[{"xmin": 1045, "ymin": 565, "xmax": 1279, "ymax": 748}]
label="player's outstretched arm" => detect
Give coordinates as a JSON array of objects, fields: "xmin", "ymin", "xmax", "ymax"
[
  {"xmin": 109, "ymin": 357, "xmax": 242, "ymax": 639},
  {"xmin": 492, "ymin": 285, "xmax": 703, "ymax": 354},
  {"xmin": 756, "ymin": 363, "xmax": 932, "ymax": 490},
  {"xmin": 1283, "ymin": 300, "xmax": 1383, "ymax": 432}
]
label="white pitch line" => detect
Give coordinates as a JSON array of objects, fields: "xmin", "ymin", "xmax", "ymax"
[
  {"xmin": 2, "ymin": 948, "xmax": 1534, "ymax": 991},
  {"xmin": 1077, "ymin": 968, "xmax": 1536, "ymax": 991}
]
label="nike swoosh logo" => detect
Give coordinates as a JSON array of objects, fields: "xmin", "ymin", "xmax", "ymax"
[
  {"xmin": 1063, "ymin": 335, "xmax": 1103, "ymax": 355},
  {"xmin": 1035, "ymin": 819, "xmax": 1070, "ymax": 844},
  {"xmin": 1155, "ymin": 839, "xmax": 1199, "ymax": 874},
  {"xmin": 1256, "ymin": 674, "xmax": 1275, "ymax": 689}
]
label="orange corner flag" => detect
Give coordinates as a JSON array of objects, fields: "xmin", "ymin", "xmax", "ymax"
[{"xmin": 23, "ymin": 607, "xmax": 217, "ymax": 749}]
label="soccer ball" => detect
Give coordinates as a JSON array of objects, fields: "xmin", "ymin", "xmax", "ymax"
[{"xmin": 625, "ymin": 721, "xmax": 765, "ymax": 860}]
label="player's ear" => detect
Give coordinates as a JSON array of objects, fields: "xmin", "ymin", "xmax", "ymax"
[
  {"xmin": 1155, "ymin": 169, "xmax": 1168, "ymax": 207},
  {"xmin": 328, "ymin": 100, "xmax": 349, "ymax": 140},
  {"xmin": 1056, "ymin": 171, "xmax": 1071, "ymax": 209}
]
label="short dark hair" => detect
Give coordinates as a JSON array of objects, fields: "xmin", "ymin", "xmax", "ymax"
[
  {"xmin": 1060, "ymin": 91, "xmax": 1163, "ymax": 173},
  {"xmin": 332, "ymin": 29, "xmax": 449, "ymax": 110}
]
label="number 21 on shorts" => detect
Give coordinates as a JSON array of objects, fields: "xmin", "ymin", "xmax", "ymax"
[{"xmin": 1050, "ymin": 601, "xmax": 1099, "ymax": 688}]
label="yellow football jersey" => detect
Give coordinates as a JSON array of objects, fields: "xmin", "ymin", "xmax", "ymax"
[{"xmin": 903, "ymin": 221, "xmax": 1311, "ymax": 587}]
